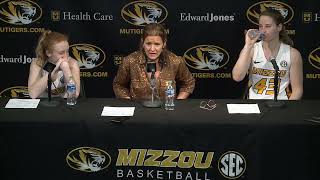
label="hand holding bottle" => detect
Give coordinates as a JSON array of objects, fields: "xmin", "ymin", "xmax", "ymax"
[{"xmin": 247, "ymin": 29, "xmax": 264, "ymax": 41}]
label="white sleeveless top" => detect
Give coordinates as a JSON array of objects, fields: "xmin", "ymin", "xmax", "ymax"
[
  {"xmin": 248, "ymin": 41, "xmax": 291, "ymax": 100},
  {"xmin": 39, "ymin": 70, "xmax": 66, "ymax": 98}
]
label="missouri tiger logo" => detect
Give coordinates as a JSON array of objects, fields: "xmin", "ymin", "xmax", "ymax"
[
  {"xmin": 184, "ymin": 45, "xmax": 229, "ymax": 71},
  {"xmin": 69, "ymin": 44, "xmax": 106, "ymax": 70},
  {"xmin": 66, "ymin": 147, "xmax": 111, "ymax": 172},
  {"xmin": 121, "ymin": 0, "xmax": 168, "ymax": 26},
  {"xmin": 0, "ymin": 0, "xmax": 42, "ymax": 25},
  {"xmin": 247, "ymin": 1, "xmax": 294, "ymax": 25},
  {"xmin": 0, "ymin": 86, "xmax": 29, "ymax": 98},
  {"xmin": 309, "ymin": 47, "xmax": 320, "ymax": 70}
]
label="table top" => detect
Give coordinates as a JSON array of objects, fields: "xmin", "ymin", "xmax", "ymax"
[{"xmin": 1, "ymin": 98, "xmax": 320, "ymax": 126}]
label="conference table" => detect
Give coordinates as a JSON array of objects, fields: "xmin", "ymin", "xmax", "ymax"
[{"xmin": 0, "ymin": 98, "xmax": 319, "ymax": 180}]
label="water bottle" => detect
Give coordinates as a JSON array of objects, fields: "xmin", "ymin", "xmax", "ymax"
[
  {"xmin": 165, "ymin": 80, "xmax": 175, "ymax": 110},
  {"xmin": 67, "ymin": 76, "xmax": 77, "ymax": 105},
  {"xmin": 248, "ymin": 29, "xmax": 264, "ymax": 41}
]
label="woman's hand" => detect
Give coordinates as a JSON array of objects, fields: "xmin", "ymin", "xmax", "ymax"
[
  {"xmin": 51, "ymin": 57, "xmax": 71, "ymax": 81},
  {"xmin": 245, "ymin": 29, "xmax": 260, "ymax": 47}
]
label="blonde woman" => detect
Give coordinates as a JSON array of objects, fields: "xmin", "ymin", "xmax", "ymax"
[{"xmin": 28, "ymin": 30, "xmax": 80, "ymax": 99}]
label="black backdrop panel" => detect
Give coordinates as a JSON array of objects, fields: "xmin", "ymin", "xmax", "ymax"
[{"xmin": 0, "ymin": 0, "xmax": 319, "ymax": 99}]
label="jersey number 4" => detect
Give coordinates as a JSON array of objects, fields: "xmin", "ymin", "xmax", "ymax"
[{"xmin": 253, "ymin": 78, "xmax": 281, "ymax": 95}]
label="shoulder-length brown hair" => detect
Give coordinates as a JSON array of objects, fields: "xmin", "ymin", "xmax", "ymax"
[
  {"xmin": 140, "ymin": 23, "xmax": 169, "ymax": 68},
  {"xmin": 260, "ymin": 8, "xmax": 293, "ymax": 46}
]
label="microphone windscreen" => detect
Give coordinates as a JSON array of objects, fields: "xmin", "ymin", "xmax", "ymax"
[
  {"xmin": 146, "ymin": 62, "xmax": 156, "ymax": 72},
  {"xmin": 43, "ymin": 62, "xmax": 56, "ymax": 73}
]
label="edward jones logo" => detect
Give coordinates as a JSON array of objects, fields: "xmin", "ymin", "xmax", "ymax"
[
  {"xmin": 0, "ymin": 0, "xmax": 42, "ymax": 25},
  {"xmin": 69, "ymin": 43, "xmax": 106, "ymax": 70},
  {"xmin": 218, "ymin": 151, "xmax": 246, "ymax": 179},
  {"xmin": 247, "ymin": 1, "xmax": 294, "ymax": 25},
  {"xmin": 0, "ymin": 86, "xmax": 29, "ymax": 98},
  {"xmin": 121, "ymin": 0, "xmax": 167, "ymax": 26},
  {"xmin": 184, "ymin": 45, "xmax": 229, "ymax": 71},
  {"xmin": 309, "ymin": 47, "xmax": 320, "ymax": 69},
  {"xmin": 66, "ymin": 147, "xmax": 111, "ymax": 172}
]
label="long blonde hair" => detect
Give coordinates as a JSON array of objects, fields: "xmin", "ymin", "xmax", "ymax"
[{"xmin": 35, "ymin": 30, "xmax": 68, "ymax": 67}]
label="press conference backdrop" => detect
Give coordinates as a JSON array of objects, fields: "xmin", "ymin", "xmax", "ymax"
[{"xmin": 0, "ymin": 0, "xmax": 319, "ymax": 99}]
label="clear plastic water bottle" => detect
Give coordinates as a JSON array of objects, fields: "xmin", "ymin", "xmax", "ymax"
[
  {"xmin": 248, "ymin": 29, "xmax": 264, "ymax": 41},
  {"xmin": 67, "ymin": 76, "xmax": 77, "ymax": 105},
  {"xmin": 165, "ymin": 80, "xmax": 175, "ymax": 110}
]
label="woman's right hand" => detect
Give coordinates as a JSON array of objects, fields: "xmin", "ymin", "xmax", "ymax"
[
  {"xmin": 50, "ymin": 57, "xmax": 68, "ymax": 80},
  {"xmin": 245, "ymin": 29, "xmax": 260, "ymax": 46}
]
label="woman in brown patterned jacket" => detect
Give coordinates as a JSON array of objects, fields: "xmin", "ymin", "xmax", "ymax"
[{"xmin": 113, "ymin": 23, "xmax": 195, "ymax": 100}]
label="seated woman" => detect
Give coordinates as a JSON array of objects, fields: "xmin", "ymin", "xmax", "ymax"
[
  {"xmin": 28, "ymin": 30, "xmax": 80, "ymax": 99},
  {"xmin": 113, "ymin": 23, "xmax": 195, "ymax": 100},
  {"xmin": 232, "ymin": 8, "xmax": 303, "ymax": 100}
]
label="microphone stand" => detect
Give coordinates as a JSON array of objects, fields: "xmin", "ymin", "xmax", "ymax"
[
  {"xmin": 48, "ymin": 72, "xmax": 52, "ymax": 102},
  {"xmin": 142, "ymin": 62, "xmax": 161, "ymax": 108},
  {"xmin": 265, "ymin": 58, "xmax": 285, "ymax": 108},
  {"xmin": 40, "ymin": 71, "xmax": 60, "ymax": 107},
  {"xmin": 150, "ymin": 71, "xmax": 156, "ymax": 103},
  {"xmin": 273, "ymin": 65, "xmax": 279, "ymax": 102}
]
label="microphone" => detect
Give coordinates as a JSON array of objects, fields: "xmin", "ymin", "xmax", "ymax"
[
  {"xmin": 43, "ymin": 61, "xmax": 56, "ymax": 73},
  {"xmin": 269, "ymin": 57, "xmax": 279, "ymax": 101},
  {"xmin": 39, "ymin": 61, "xmax": 60, "ymax": 107},
  {"xmin": 146, "ymin": 61, "xmax": 156, "ymax": 73},
  {"xmin": 146, "ymin": 58, "xmax": 157, "ymax": 88},
  {"xmin": 264, "ymin": 57, "xmax": 285, "ymax": 108},
  {"xmin": 142, "ymin": 57, "xmax": 161, "ymax": 108},
  {"xmin": 269, "ymin": 58, "xmax": 279, "ymax": 71},
  {"xmin": 43, "ymin": 62, "xmax": 56, "ymax": 102}
]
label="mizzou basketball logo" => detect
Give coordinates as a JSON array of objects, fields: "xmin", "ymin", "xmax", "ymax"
[
  {"xmin": 309, "ymin": 47, "xmax": 320, "ymax": 70},
  {"xmin": 0, "ymin": 86, "xmax": 29, "ymax": 98},
  {"xmin": 66, "ymin": 147, "xmax": 111, "ymax": 172},
  {"xmin": 69, "ymin": 44, "xmax": 106, "ymax": 70},
  {"xmin": 0, "ymin": 0, "xmax": 42, "ymax": 25},
  {"xmin": 247, "ymin": 1, "xmax": 294, "ymax": 25},
  {"xmin": 121, "ymin": 0, "xmax": 168, "ymax": 26},
  {"xmin": 184, "ymin": 45, "xmax": 229, "ymax": 71}
]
